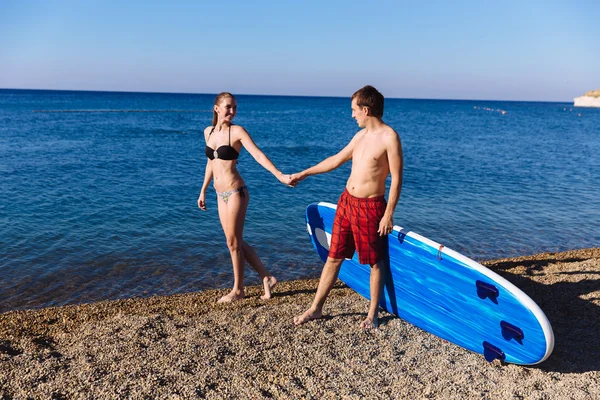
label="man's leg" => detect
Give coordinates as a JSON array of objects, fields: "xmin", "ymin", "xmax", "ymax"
[
  {"xmin": 361, "ymin": 259, "xmax": 385, "ymax": 329},
  {"xmin": 293, "ymin": 257, "xmax": 344, "ymax": 325}
]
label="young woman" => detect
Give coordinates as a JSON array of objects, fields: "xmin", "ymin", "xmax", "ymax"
[{"xmin": 198, "ymin": 92, "xmax": 291, "ymax": 302}]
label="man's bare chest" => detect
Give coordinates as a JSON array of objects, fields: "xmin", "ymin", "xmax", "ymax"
[{"xmin": 353, "ymin": 138, "xmax": 386, "ymax": 163}]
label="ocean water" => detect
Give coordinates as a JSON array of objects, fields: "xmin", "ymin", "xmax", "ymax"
[{"xmin": 1, "ymin": 89, "xmax": 599, "ymax": 313}]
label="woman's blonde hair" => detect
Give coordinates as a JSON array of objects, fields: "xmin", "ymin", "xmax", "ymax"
[{"xmin": 212, "ymin": 92, "xmax": 236, "ymax": 126}]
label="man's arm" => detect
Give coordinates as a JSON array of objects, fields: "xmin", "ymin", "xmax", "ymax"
[
  {"xmin": 378, "ymin": 130, "xmax": 403, "ymax": 235},
  {"xmin": 292, "ymin": 134, "xmax": 357, "ymax": 183}
]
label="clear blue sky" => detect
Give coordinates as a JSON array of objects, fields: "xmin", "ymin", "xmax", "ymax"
[{"xmin": 1, "ymin": 0, "xmax": 598, "ymax": 101}]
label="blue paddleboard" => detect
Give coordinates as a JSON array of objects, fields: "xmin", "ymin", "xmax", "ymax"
[{"xmin": 305, "ymin": 202, "xmax": 554, "ymax": 365}]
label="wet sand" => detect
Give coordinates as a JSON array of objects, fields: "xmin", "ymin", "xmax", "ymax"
[{"xmin": 1, "ymin": 248, "xmax": 599, "ymax": 399}]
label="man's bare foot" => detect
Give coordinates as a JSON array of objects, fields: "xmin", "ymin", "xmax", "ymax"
[
  {"xmin": 293, "ymin": 308, "xmax": 323, "ymax": 325},
  {"xmin": 217, "ymin": 289, "xmax": 244, "ymax": 303},
  {"xmin": 260, "ymin": 276, "xmax": 278, "ymax": 300},
  {"xmin": 360, "ymin": 316, "xmax": 379, "ymax": 329}
]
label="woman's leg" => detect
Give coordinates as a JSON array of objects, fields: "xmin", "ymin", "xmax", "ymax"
[
  {"xmin": 237, "ymin": 189, "xmax": 277, "ymax": 298},
  {"xmin": 241, "ymin": 241, "xmax": 277, "ymax": 299},
  {"xmin": 216, "ymin": 190, "xmax": 249, "ymax": 303}
]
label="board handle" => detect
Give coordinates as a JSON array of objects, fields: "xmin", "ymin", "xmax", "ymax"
[
  {"xmin": 483, "ymin": 341, "xmax": 505, "ymax": 363},
  {"xmin": 476, "ymin": 280, "xmax": 499, "ymax": 304}
]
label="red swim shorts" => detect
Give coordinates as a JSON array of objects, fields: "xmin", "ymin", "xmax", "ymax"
[{"xmin": 328, "ymin": 189, "xmax": 388, "ymax": 265}]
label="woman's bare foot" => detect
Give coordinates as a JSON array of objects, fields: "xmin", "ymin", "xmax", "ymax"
[
  {"xmin": 293, "ymin": 308, "xmax": 323, "ymax": 325},
  {"xmin": 260, "ymin": 276, "xmax": 278, "ymax": 300},
  {"xmin": 360, "ymin": 316, "xmax": 379, "ymax": 329},
  {"xmin": 217, "ymin": 289, "xmax": 244, "ymax": 303}
]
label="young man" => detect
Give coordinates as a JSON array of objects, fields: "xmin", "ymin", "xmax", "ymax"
[{"xmin": 291, "ymin": 85, "xmax": 403, "ymax": 329}]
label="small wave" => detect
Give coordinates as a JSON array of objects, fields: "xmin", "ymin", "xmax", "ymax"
[
  {"xmin": 473, "ymin": 106, "xmax": 508, "ymax": 115},
  {"xmin": 32, "ymin": 109, "xmax": 211, "ymax": 113},
  {"xmin": 151, "ymin": 129, "xmax": 189, "ymax": 135}
]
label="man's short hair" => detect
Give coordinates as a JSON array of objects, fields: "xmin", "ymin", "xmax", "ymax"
[{"xmin": 352, "ymin": 85, "xmax": 384, "ymax": 118}]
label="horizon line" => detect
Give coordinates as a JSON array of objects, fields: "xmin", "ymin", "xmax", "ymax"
[{"xmin": 0, "ymin": 87, "xmax": 575, "ymax": 104}]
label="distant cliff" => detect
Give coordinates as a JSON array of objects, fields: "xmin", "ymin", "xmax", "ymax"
[{"xmin": 574, "ymin": 90, "xmax": 600, "ymax": 107}]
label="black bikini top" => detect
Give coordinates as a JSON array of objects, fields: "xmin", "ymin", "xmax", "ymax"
[{"xmin": 205, "ymin": 125, "xmax": 239, "ymax": 161}]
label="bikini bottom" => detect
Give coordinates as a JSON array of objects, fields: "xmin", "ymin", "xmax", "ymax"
[{"xmin": 216, "ymin": 186, "xmax": 247, "ymax": 204}]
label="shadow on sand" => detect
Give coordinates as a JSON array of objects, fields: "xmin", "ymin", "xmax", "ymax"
[{"xmin": 488, "ymin": 256, "xmax": 600, "ymax": 373}]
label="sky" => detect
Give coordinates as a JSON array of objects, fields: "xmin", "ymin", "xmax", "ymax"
[{"xmin": 1, "ymin": 0, "xmax": 598, "ymax": 101}]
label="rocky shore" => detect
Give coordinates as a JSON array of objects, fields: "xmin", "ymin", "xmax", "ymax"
[
  {"xmin": 574, "ymin": 89, "xmax": 600, "ymax": 107},
  {"xmin": 1, "ymin": 248, "xmax": 599, "ymax": 399}
]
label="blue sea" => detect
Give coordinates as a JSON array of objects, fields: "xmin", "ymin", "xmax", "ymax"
[{"xmin": 1, "ymin": 89, "xmax": 599, "ymax": 313}]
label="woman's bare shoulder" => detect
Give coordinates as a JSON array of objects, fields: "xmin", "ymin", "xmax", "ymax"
[
  {"xmin": 231, "ymin": 124, "xmax": 250, "ymax": 138},
  {"xmin": 231, "ymin": 124, "xmax": 248, "ymax": 132},
  {"xmin": 203, "ymin": 126, "xmax": 214, "ymax": 140}
]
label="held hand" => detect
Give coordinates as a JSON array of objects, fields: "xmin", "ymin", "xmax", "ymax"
[
  {"xmin": 288, "ymin": 174, "xmax": 299, "ymax": 187},
  {"xmin": 377, "ymin": 215, "xmax": 393, "ymax": 236},
  {"xmin": 197, "ymin": 192, "xmax": 207, "ymax": 211},
  {"xmin": 278, "ymin": 172, "xmax": 295, "ymax": 187},
  {"xmin": 289, "ymin": 171, "xmax": 307, "ymax": 187},
  {"xmin": 284, "ymin": 174, "xmax": 295, "ymax": 187}
]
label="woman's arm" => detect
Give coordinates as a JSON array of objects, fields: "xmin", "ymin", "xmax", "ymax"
[
  {"xmin": 198, "ymin": 127, "xmax": 215, "ymax": 210},
  {"xmin": 238, "ymin": 126, "xmax": 291, "ymax": 185},
  {"xmin": 198, "ymin": 159, "xmax": 213, "ymax": 211}
]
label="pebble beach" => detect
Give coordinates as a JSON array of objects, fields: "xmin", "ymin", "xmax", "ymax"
[{"xmin": 1, "ymin": 247, "xmax": 599, "ymax": 399}]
